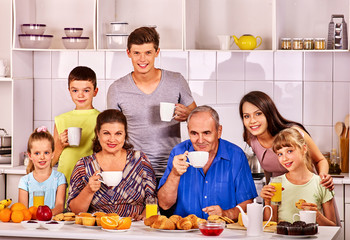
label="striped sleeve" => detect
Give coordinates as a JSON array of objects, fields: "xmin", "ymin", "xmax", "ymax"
[{"xmin": 140, "ymin": 151, "xmax": 157, "ymax": 201}]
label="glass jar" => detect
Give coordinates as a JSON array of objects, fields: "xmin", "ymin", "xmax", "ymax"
[
  {"xmin": 314, "ymin": 38, "xmax": 326, "ymax": 50},
  {"xmin": 303, "ymin": 38, "xmax": 314, "ymax": 50},
  {"xmin": 293, "ymin": 38, "xmax": 303, "ymax": 50},
  {"xmin": 281, "ymin": 38, "xmax": 292, "ymax": 50}
]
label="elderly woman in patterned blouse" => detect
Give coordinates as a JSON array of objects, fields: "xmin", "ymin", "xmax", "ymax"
[{"xmin": 67, "ymin": 109, "xmax": 156, "ymax": 220}]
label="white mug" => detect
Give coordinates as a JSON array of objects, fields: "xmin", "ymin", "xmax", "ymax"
[
  {"xmin": 0, "ymin": 59, "xmax": 9, "ymax": 77},
  {"xmin": 187, "ymin": 151, "xmax": 209, "ymax": 168},
  {"xmin": 293, "ymin": 210, "xmax": 316, "ymax": 223},
  {"xmin": 97, "ymin": 171, "xmax": 123, "ymax": 186},
  {"xmin": 68, "ymin": 127, "xmax": 82, "ymax": 147},
  {"xmin": 160, "ymin": 102, "xmax": 175, "ymax": 122},
  {"xmin": 217, "ymin": 35, "xmax": 234, "ymax": 50}
]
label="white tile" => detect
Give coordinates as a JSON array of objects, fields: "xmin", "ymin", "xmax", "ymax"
[
  {"xmin": 34, "ymin": 52, "xmax": 51, "ymax": 79},
  {"xmin": 34, "ymin": 121, "xmax": 53, "ymax": 135},
  {"xmin": 160, "ymin": 51, "xmax": 188, "ymax": 79},
  {"xmin": 106, "ymin": 51, "xmax": 133, "ymax": 80},
  {"xmin": 180, "ymin": 122, "xmax": 189, "ymax": 142},
  {"xmin": 189, "ymin": 81, "xmax": 216, "ymax": 105},
  {"xmin": 217, "ymin": 81, "xmax": 244, "ymax": 104},
  {"xmin": 334, "ymin": 52, "xmax": 350, "ymax": 82},
  {"xmin": 304, "ymin": 52, "xmax": 332, "ymax": 82},
  {"xmin": 333, "ymin": 82, "xmax": 350, "ymax": 123},
  {"xmin": 245, "ymin": 52, "xmax": 273, "ymax": 80},
  {"xmin": 12, "ymin": 51, "xmax": 33, "ymax": 79},
  {"xmin": 78, "ymin": 51, "xmax": 105, "ymax": 79},
  {"xmin": 245, "ymin": 81, "xmax": 274, "ymax": 98},
  {"xmin": 94, "ymin": 79, "xmax": 107, "ymax": 112},
  {"xmin": 305, "ymin": 125, "xmax": 333, "ymax": 153},
  {"xmin": 189, "ymin": 51, "xmax": 216, "ymax": 80},
  {"xmin": 52, "ymin": 52, "xmax": 78, "ymax": 79},
  {"xmin": 34, "ymin": 79, "xmax": 52, "ymax": 121},
  {"xmin": 217, "ymin": 52, "xmax": 244, "ymax": 81},
  {"xmin": 275, "ymin": 51, "xmax": 303, "ymax": 81},
  {"xmin": 51, "ymin": 79, "xmax": 75, "ymax": 120},
  {"xmin": 212, "ymin": 104, "xmax": 245, "ymax": 149},
  {"xmin": 304, "ymin": 82, "xmax": 333, "ymax": 125},
  {"xmin": 274, "ymin": 81, "xmax": 303, "ymax": 123}
]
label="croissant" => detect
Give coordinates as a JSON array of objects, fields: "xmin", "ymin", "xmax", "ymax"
[
  {"xmin": 169, "ymin": 215, "xmax": 182, "ymax": 225},
  {"xmin": 152, "ymin": 217, "xmax": 176, "ymax": 230},
  {"xmin": 145, "ymin": 215, "xmax": 164, "ymax": 226},
  {"xmin": 176, "ymin": 217, "xmax": 192, "ymax": 230}
]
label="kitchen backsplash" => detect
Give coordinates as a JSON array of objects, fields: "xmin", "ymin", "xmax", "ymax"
[{"xmin": 32, "ymin": 50, "xmax": 350, "ymax": 153}]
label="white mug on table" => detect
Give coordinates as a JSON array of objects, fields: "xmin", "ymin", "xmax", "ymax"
[{"xmin": 293, "ymin": 210, "xmax": 316, "ymax": 223}]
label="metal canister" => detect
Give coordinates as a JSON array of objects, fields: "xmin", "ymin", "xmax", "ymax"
[
  {"xmin": 281, "ymin": 38, "xmax": 292, "ymax": 50},
  {"xmin": 304, "ymin": 38, "xmax": 314, "ymax": 50},
  {"xmin": 293, "ymin": 38, "xmax": 303, "ymax": 50}
]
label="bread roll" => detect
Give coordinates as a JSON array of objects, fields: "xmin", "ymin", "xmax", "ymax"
[
  {"xmin": 151, "ymin": 216, "xmax": 175, "ymax": 230},
  {"xmin": 176, "ymin": 217, "xmax": 192, "ymax": 230},
  {"xmin": 169, "ymin": 215, "xmax": 182, "ymax": 224},
  {"xmin": 145, "ymin": 215, "xmax": 163, "ymax": 226}
]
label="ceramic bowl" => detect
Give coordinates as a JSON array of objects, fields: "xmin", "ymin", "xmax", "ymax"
[
  {"xmin": 199, "ymin": 221, "xmax": 225, "ymax": 236},
  {"xmin": 62, "ymin": 37, "xmax": 89, "ymax": 49},
  {"xmin": 18, "ymin": 34, "xmax": 53, "ymax": 49},
  {"xmin": 106, "ymin": 34, "xmax": 128, "ymax": 49},
  {"xmin": 21, "ymin": 24, "xmax": 46, "ymax": 35},
  {"xmin": 110, "ymin": 22, "xmax": 128, "ymax": 34},
  {"xmin": 64, "ymin": 28, "xmax": 83, "ymax": 37},
  {"xmin": 21, "ymin": 220, "xmax": 40, "ymax": 230},
  {"xmin": 42, "ymin": 221, "xmax": 64, "ymax": 231}
]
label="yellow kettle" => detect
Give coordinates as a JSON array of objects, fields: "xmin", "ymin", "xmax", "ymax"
[{"xmin": 232, "ymin": 34, "xmax": 262, "ymax": 50}]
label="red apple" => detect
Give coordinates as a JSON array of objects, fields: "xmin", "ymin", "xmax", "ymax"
[{"xmin": 36, "ymin": 205, "xmax": 52, "ymax": 221}]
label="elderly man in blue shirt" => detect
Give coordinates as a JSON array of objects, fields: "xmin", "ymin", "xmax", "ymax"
[{"xmin": 158, "ymin": 105, "xmax": 257, "ymax": 219}]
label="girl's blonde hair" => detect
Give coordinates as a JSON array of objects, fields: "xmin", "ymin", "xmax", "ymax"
[
  {"xmin": 26, "ymin": 126, "xmax": 55, "ymax": 174},
  {"xmin": 272, "ymin": 128, "xmax": 313, "ymax": 171}
]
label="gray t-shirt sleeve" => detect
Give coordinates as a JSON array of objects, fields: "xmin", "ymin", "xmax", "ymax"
[
  {"xmin": 107, "ymin": 81, "xmax": 122, "ymax": 111},
  {"xmin": 176, "ymin": 74, "xmax": 194, "ymax": 107}
]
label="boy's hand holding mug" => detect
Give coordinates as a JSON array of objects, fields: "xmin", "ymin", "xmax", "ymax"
[{"xmin": 59, "ymin": 129, "xmax": 69, "ymax": 148}]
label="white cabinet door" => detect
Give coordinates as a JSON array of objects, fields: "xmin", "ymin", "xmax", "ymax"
[
  {"xmin": 6, "ymin": 174, "xmax": 23, "ymax": 202},
  {"xmin": 334, "ymin": 184, "xmax": 344, "ymax": 221},
  {"xmin": 345, "ymin": 204, "xmax": 350, "ymax": 240}
]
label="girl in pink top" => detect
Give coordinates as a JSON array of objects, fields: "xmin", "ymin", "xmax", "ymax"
[{"xmin": 239, "ymin": 91, "xmax": 333, "ymax": 190}]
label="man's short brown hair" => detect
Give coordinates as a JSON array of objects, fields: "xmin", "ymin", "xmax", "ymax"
[{"xmin": 127, "ymin": 27, "xmax": 160, "ymax": 51}]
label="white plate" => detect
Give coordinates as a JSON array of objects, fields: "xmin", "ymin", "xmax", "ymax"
[
  {"xmin": 275, "ymin": 233, "xmax": 318, "ymax": 238},
  {"xmin": 102, "ymin": 228, "xmax": 129, "ymax": 232},
  {"xmin": 82, "ymin": 225, "xmax": 101, "ymax": 229},
  {"xmin": 63, "ymin": 221, "xmax": 75, "ymax": 225},
  {"xmin": 155, "ymin": 228, "xmax": 199, "ymax": 233}
]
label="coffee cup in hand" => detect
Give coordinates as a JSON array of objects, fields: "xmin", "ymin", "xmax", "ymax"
[
  {"xmin": 68, "ymin": 127, "xmax": 82, "ymax": 147},
  {"xmin": 160, "ymin": 102, "xmax": 175, "ymax": 122},
  {"xmin": 97, "ymin": 171, "xmax": 123, "ymax": 186},
  {"xmin": 187, "ymin": 151, "xmax": 209, "ymax": 168}
]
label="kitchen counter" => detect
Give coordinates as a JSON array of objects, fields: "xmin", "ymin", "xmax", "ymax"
[{"xmin": 0, "ymin": 221, "xmax": 341, "ymax": 240}]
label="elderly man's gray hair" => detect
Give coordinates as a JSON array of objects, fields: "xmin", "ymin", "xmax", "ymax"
[{"xmin": 187, "ymin": 105, "xmax": 220, "ymax": 130}]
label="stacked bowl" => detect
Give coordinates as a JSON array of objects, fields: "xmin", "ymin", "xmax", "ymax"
[
  {"xmin": 106, "ymin": 22, "xmax": 129, "ymax": 49},
  {"xmin": 19, "ymin": 24, "xmax": 53, "ymax": 49},
  {"xmin": 62, "ymin": 28, "xmax": 89, "ymax": 49}
]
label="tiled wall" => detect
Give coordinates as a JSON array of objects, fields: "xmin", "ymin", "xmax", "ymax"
[{"xmin": 33, "ymin": 51, "xmax": 350, "ymax": 153}]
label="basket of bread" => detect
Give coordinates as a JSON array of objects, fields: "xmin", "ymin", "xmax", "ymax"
[{"xmin": 144, "ymin": 214, "xmax": 206, "ymax": 231}]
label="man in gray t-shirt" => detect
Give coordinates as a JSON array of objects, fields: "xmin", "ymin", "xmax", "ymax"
[{"xmin": 107, "ymin": 27, "xmax": 196, "ymax": 180}]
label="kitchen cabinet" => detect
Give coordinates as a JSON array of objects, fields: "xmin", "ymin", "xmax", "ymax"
[{"xmin": 10, "ymin": 0, "xmax": 350, "ymax": 51}]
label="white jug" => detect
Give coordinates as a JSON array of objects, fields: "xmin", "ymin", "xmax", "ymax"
[{"xmin": 236, "ymin": 199, "xmax": 273, "ymax": 237}]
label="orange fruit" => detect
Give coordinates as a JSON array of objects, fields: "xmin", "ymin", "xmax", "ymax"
[
  {"xmin": 100, "ymin": 216, "xmax": 118, "ymax": 230},
  {"xmin": 28, "ymin": 206, "xmax": 37, "ymax": 220},
  {"xmin": 117, "ymin": 217, "xmax": 132, "ymax": 230},
  {"xmin": 22, "ymin": 209, "xmax": 32, "ymax": 221},
  {"xmin": 10, "ymin": 202, "xmax": 26, "ymax": 212},
  {"xmin": 0, "ymin": 208, "xmax": 12, "ymax": 222},
  {"xmin": 11, "ymin": 210, "xmax": 24, "ymax": 223}
]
